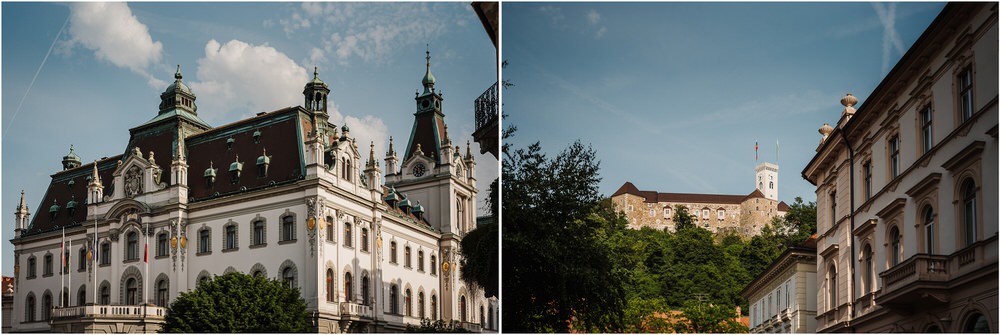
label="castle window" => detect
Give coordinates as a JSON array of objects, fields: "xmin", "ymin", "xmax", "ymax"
[
  {"xmin": 78, "ymin": 247, "xmax": 87, "ymax": 271},
  {"xmin": 282, "ymin": 267, "xmax": 296, "ymax": 288},
  {"xmin": 405, "ymin": 289, "xmax": 412, "ymax": 316},
  {"xmin": 431, "ymin": 295, "xmax": 438, "ymax": 320},
  {"xmin": 827, "ymin": 265, "xmax": 837, "ymax": 309},
  {"xmin": 959, "ymin": 67, "xmax": 974, "ymax": 122},
  {"xmin": 100, "ymin": 282, "xmax": 110, "ymax": 304},
  {"xmin": 25, "ymin": 294, "xmax": 35, "ymax": 322},
  {"xmin": 717, "ymin": 209, "xmax": 725, "ymax": 220},
  {"xmin": 418, "ymin": 291, "xmax": 425, "ymax": 318},
  {"xmin": 862, "ymin": 244, "xmax": 874, "ymax": 294},
  {"xmin": 430, "ymin": 255, "xmax": 437, "ymax": 275},
  {"xmin": 405, "ymin": 246, "xmax": 412, "ymax": 268},
  {"xmin": 27, "ymin": 256, "xmax": 37, "ymax": 278},
  {"xmin": 156, "ymin": 279, "xmax": 169, "ymax": 307},
  {"xmin": 663, "ymin": 208, "xmax": 671, "ymax": 218},
  {"xmin": 389, "ymin": 284, "xmax": 399, "ymax": 314},
  {"xmin": 42, "ymin": 292, "xmax": 52, "ymax": 320},
  {"xmin": 326, "ymin": 269, "xmax": 335, "ymax": 302}
]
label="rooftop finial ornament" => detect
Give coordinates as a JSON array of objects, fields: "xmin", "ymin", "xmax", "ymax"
[
  {"xmin": 313, "ymin": 66, "xmax": 319, "ymax": 80},
  {"xmin": 840, "ymin": 93, "xmax": 858, "ymax": 122},
  {"xmin": 175, "ymin": 65, "xmax": 182, "ymax": 80}
]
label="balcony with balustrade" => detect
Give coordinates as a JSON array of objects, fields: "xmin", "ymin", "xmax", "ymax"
[
  {"xmin": 471, "ymin": 82, "xmax": 498, "ymax": 159},
  {"xmin": 50, "ymin": 304, "xmax": 166, "ymax": 333},
  {"xmin": 876, "ymin": 235, "xmax": 998, "ymax": 313}
]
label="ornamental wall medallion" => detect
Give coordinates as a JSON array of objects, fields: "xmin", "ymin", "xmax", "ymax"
[{"xmin": 125, "ymin": 166, "xmax": 143, "ymax": 198}]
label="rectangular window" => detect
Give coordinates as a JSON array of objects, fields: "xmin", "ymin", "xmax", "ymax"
[
  {"xmin": 889, "ymin": 136, "xmax": 899, "ymax": 179},
  {"xmin": 100, "ymin": 243, "xmax": 110, "ymax": 265},
  {"xmin": 253, "ymin": 221, "xmax": 265, "ymax": 245},
  {"xmin": 921, "ymin": 105, "xmax": 933, "ymax": 154},
  {"xmin": 199, "ymin": 230, "xmax": 210, "ymax": 253},
  {"xmin": 225, "ymin": 226, "xmax": 237, "ymax": 250},
  {"xmin": 44, "ymin": 254, "xmax": 52, "ymax": 276},
  {"xmin": 418, "ymin": 251, "xmax": 425, "ymax": 271},
  {"xmin": 282, "ymin": 216, "xmax": 295, "ymax": 241},
  {"xmin": 702, "ymin": 209, "xmax": 709, "ymax": 218},
  {"xmin": 78, "ymin": 248, "xmax": 87, "ymax": 271},
  {"xmin": 430, "ymin": 255, "xmax": 437, "ymax": 275},
  {"xmin": 717, "ymin": 210, "xmax": 724, "ymax": 220},
  {"xmin": 863, "ymin": 161, "xmax": 872, "ymax": 201},
  {"xmin": 157, "ymin": 234, "xmax": 169, "ymax": 257},
  {"xmin": 959, "ymin": 67, "xmax": 974, "ymax": 122},
  {"xmin": 663, "ymin": 208, "xmax": 671, "ymax": 218},
  {"xmin": 28, "ymin": 258, "xmax": 36, "ymax": 278},
  {"xmin": 830, "ymin": 191, "xmax": 837, "ymax": 226}
]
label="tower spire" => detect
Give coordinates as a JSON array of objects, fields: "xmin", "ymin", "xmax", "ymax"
[{"xmin": 421, "ymin": 44, "xmax": 436, "ymax": 94}]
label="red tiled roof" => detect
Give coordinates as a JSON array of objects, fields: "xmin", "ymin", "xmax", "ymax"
[{"xmin": 777, "ymin": 201, "xmax": 791, "ymax": 212}]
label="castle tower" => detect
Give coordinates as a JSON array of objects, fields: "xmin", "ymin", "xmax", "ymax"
[{"xmin": 755, "ymin": 162, "xmax": 778, "ymax": 201}]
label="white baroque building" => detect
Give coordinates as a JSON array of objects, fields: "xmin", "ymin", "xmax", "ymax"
[{"xmin": 8, "ymin": 53, "xmax": 497, "ymax": 333}]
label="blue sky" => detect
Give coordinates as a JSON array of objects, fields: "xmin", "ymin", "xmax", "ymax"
[
  {"xmin": 503, "ymin": 2, "xmax": 945, "ymax": 205},
  {"xmin": 2, "ymin": 2, "xmax": 497, "ymax": 277}
]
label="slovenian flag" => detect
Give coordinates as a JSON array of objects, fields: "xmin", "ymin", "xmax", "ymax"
[{"xmin": 755, "ymin": 140, "xmax": 759, "ymax": 161}]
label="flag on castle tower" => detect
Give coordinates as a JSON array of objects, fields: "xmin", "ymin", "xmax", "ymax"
[{"xmin": 755, "ymin": 140, "xmax": 759, "ymax": 161}]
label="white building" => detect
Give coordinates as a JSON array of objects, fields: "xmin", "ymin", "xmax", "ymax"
[
  {"xmin": 803, "ymin": 3, "xmax": 997, "ymax": 332},
  {"xmin": 741, "ymin": 237, "xmax": 817, "ymax": 333},
  {"xmin": 9, "ymin": 53, "xmax": 497, "ymax": 333}
]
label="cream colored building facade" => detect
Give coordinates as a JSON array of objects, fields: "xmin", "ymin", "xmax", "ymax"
[
  {"xmin": 803, "ymin": 3, "xmax": 997, "ymax": 333},
  {"xmin": 9, "ymin": 57, "xmax": 497, "ymax": 333},
  {"xmin": 741, "ymin": 239, "xmax": 817, "ymax": 334},
  {"xmin": 612, "ymin": 162, "xmax": 788, "ymax": 236}
]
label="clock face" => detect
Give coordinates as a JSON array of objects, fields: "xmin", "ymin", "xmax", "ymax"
[{"xmin": 412, "ymin": 163, "xmax": 426, "ymax": 177}]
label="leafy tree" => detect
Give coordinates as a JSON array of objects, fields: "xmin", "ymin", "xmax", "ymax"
[
  {"xmin": 459, "ymin": 221, "xmax": 498, "ymax": 297},
  {"xmin": 672, "ymin": 205, "xmax": 696, "ymax": 231},
  {"xmin": 669, "ymin": 299, "xmax": 749, "ymax": 333},
  {"xmin": 405, "ymin": 319, "xmax": 471, "ymax": 333},
  {"xmin": 161, "ymin": 272, "xmax": 309, "ymax": 333},
  {"xmin": 503, "ymin": 140, "xmax": 626, "ymax": 332}
]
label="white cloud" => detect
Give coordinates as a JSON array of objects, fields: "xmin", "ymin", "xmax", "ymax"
[
  {"xmin": 328, "ymin": 109, "xmax": 389, "ymax": 170},
  {"xmin": 191, "ymin": 39, "xmax": 309, "ymax": 123},
  {"xmin": 65, "ymin": 2, "xmax": 164, "ymax": 87},
  {"xmin": 596, "ymin": 27, "xmax": 608, "ymax": 39},
  {"xmin": 872, "ymin": 2, "xmax": 906, "ymax": 75},
  {"xmin": 587, "ymin": 10, "xmax": 601, "ymax": 25},
  {"xmin": 279, "ymin": 3, "xmax": 454, "ymax": 67},
  {"xmin": 538, "ymin": 6, "xmax": 566, "ymax": 27}
]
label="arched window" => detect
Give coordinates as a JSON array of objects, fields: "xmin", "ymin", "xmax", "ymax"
[
  {"xmin": 253, "ymin": 219, "xmax": 266, "ymax": 246},
  {"xmin": 389, "ymin": 285, "xmax": 399, "ymax": 314},
  {"xmin": 405, "ymin": 289, "xmax": 412, "ymax": 316},
  {"xmin": 361, "ymin": 228, "xmax": 369, "ymax": 252},
  {"xmin": 156, "ymin": 279, "xmax": 168, "ymax": 307},
  {"xmin": 863, "ymin": 244, "xmax": 873, "ymax": 294},
  {"xmin": 890, "ymin": 226, "xmax": 901, "ymax": 266},
  {"xmin": 326, "ymin": 269, "xmax": 335, "ymax": 302},
  {"xmin": 77, "ymin": 286, "xmax": 86, "ymax": 306},
  {"xmin": 361, "ymin": 274, "xmax": 370, "ymax": 306},
  {"xmin": 390, "ymin": 241, "xmax": 398, "ymax": 264},
  {"xmin": 99, "ymin": 282, "xmax": 110, "ymax": 305},
  {"xmin": 430, "ymin": 255, "xmax": 437, "ymax": 275},
  {"xmin": 42, "ymin": 292, "xmax": 52, "ymax": 320},
  {"xmin": 126, "ymin": 278, "xmax": 138, "ymax": 305},
  {"xmin": 344, "ymin": 272, "xmax": 353, "ymax": 302},
  {"xmin": 224, "ymin": 224, "xmax": 238, "ymax": 250},
  {"xmin": 963, "ymin": 180, "xmax": 978, "ymax": 247},
  {"xmin": 828, "ymin": 265, "xmax": 837, "ymax": 309},
  {"xmin": 418, "ymin": 291, "xmax": 425, "ymax": 318},
  {"xmin": 126, "ymin": 231, "xmax": 139, "ymax": 261},
  {"xmin": 78, "ymin": 246, "xmax": 87, "ymax": 271},
  {"xmin": 62, "ymin": 289, "xmax": 69, "ymax": 307},
  {"xmin": 431, "ymin": 295, "xmax": 438, "ymax": 320},
  {"xmin": 965, "ymin": 312, "xmax": 990, "ymax": 333},
  {"xmin": 282, "ymin": 267, "xmax": 296, "ymax": 288},
  {"xmin": 481, "ymin": 305, "xmax": 485, "ymax": 327},
  {"xmin": 460, "ymin": 295, "xmax": 468, "ymax": 322},
  {"xmin": 405, "ymin": 246, "xmax": 412, "ymax": 268},
  {"xmin": 281, "ymin": 215, "xmax": 295, "ymax": 242},
  {"xmin": 344, "ymin": 222, "xmax": 352, "ymax": 247},
  {"xmin": 326, "ymin": 219, "xmax": 334, "ymax": 242},
  {"xmin": 418, "ymin": 250, "xmax": 425, "ymax": 272},
  {"xmin": 26, "ymin": 294, "xmax": 36, "ymax": 322},
  {"xmin": 923, "ymin": 206, "xmax": 935, "ymax": 254}
]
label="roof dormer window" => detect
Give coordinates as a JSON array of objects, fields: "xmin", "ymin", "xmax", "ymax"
[
  {"xmin": 226, "ymin": 137, "xmax": 235, "ymax": 151},
  {"xmin": 257, "ymin": 149, "xmax": 270, "ymax": 178},
  {"xmin": 253, "ymin": 129, "xmax": 261, "ymax": 144},
  {"xmin": 49, "ymin": 199, "xmax": 60, "ymax": 221},
  {"xmin": 204, "ymin": 162, "xmax": 217, "ymax": 188},
  {"xmin": 66, "ymin": 197, "xmax": 77, "ymax": 217},
  {"xmin": 230, "ymin": 155, "xmax": 243, "ymax": 184}
]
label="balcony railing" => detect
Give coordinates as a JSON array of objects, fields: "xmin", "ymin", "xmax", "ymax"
[
  {"xmin": 340, "ymin": 302, "xmax": 373, "ymax": 318},
  {"xmin": 51, "ymin": 304, "xmax": 166, "ymax": 319},
  {"xmin": 472, "ymin": 82, "xmax": 499, "ymax": 158},
  {"xmin": 877, "ymin": 236, "xmax": 996, "ymax": 309},
  {"xmin": 474, "ymin": 82, "xmax": 498, "ymax": 132}
]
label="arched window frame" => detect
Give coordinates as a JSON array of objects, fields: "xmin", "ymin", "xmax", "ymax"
[
  {"xmin": 223, "ymin": 220, "xmax": 238, "ymax": 251},
  {"xmin": 325, "ymin": 268, "xmax": 335, "ymax": 302},
  {"xmin": 279, "ymin": 260, "xmax": 297, "ymax": 288},
  {"xmin": 344, "ymin": 221, "xmax": 353, "ymax": 248},
  {"xmin": 280, "ymin": 212, "xmax": 297, "ymax": 242},
  {"xmin": 344, "ymin": 271, "xmax": 353, "ymax": 302},
  {"xmin": 197, "ymin": 226, "xmax": 211, "ymax": 255},
  {"xmin": 389, "ymin": 284, "xmax": 399, "ymax": 315},
  {"xmin": 251, "ymin": 216, "xmax": 267, "ymax": 247},
  {"xmin": 888, "ymin": 225, "xmax": 902, "ymax": 267},
  {"xmin": 125, "ymin": 230, "xmax": 139, "ymax": 261}
]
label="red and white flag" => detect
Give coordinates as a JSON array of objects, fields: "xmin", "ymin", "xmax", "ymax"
[{"xmin": 144, "ymin": 243, "xmax": 148, "ymax": 263}]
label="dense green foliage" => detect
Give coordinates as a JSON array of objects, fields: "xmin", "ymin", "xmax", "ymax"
[
  {"xmin": 503, "ymin": 140, "xmax": 628, "ymax": 332},
  {"xmin": 404, "ymin": 319, "xmax": 472, "ymax": 333},
  {"xmin": 459, "ymin": 220, "xmax": 498, "ymax": 297},
  {"xmin": 161, "ymin": 272, "xmax": 309, "ymax": 333}
]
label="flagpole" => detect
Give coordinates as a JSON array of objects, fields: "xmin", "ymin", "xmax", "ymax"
[
  {"xmin": 61, "ymin": 227, "xmax": 65, "ymax": 308},
  {"xmin": 68, "ymin": 237, "xmax": 72, "ymax": 306},
  {"xmin": 93, "ymin": 215, "xmax": 98, "ymax": 305}
]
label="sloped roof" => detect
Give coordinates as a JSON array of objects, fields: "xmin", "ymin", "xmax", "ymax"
[
  {"xmin": 777, "ymin": 201, "xmax": 791, "ymax": 212},
  {"xmin": 611, "ymin": 181, "xmax": 757, "ymax": 205},
  {"xmin": 24, "ymin": 156, "xmax": 120, "ymax": 236}
]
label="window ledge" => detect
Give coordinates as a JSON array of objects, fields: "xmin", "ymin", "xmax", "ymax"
[
  {"xmin": 26, "ymin": 275, "xmax": 37, "ymax": 279},
  {"xmin": 279, "ymin": 239, "xmax": 297, "ymax": 245},
  {"xmin": 223, "ymin": 247, "xmax": 239, "ymax": 253},
  {"xmin": 99, "ymin": 263, "xmax": 110, "ymax": 268},
  {"xmin": 123, "ymin": 259, "xmax": 139, "ymax": 264},
  {"xmin": 155, "ymin": 255, "xmax": 169, "ymax": 260},
  {"xmin": 250, "ymin": 243, "xmax": 267, "ymax": 249},
  {"xmin": 43, "ymin": 273, "xmax": 53, "ymax": 278},
  {"xmin": 196, "ymin": 251, "xmax": 212, "ymax": 256}
]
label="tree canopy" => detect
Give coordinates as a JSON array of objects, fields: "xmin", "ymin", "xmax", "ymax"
[{"xmin": 161, "ymin": 272, "xmax": 309, "ymax": 333}]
